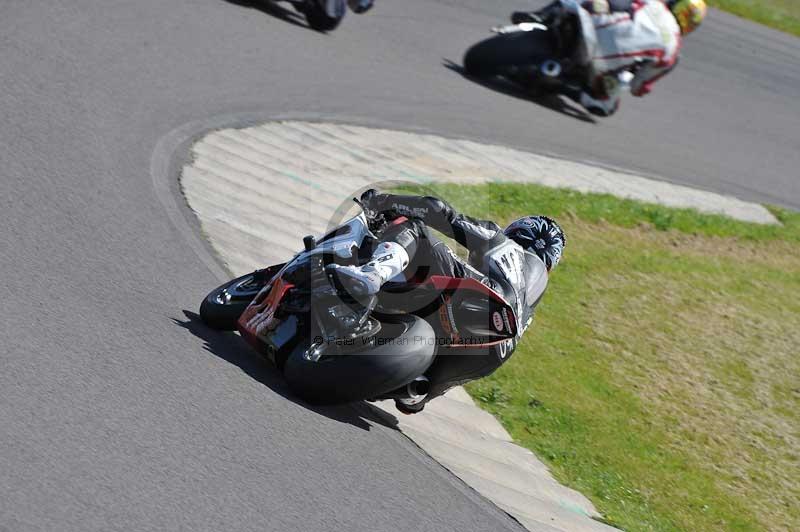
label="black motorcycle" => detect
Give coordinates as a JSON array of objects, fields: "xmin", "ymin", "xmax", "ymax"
[
  {"xmin": 292, "ymin": 0, "xmax": 372, "ymax": 32},
  {"xmin": 199, "ymin": 202, "xmax": 519, "ymax": 406},
  {"xmin": 463, "ymin": 14, "xmax": 592, "ymax": 94}
]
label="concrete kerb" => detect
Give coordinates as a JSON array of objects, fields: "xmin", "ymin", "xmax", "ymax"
[{"xmin": 168, "ymin": 118, "xmax": 775, "ymax": 532}]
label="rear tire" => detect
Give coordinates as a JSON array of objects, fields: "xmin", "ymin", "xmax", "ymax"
[
  {"xmin": 463, "ymin": 31, "xmax": 554, "ymax": 78},
  {"xmin": 199, "ymin": 272, "xmax": 265, "ymax": 331},
  {"xmin": 304, "ymin": 0, "xmax": 345, "ymax": 32},
  {"xmin": 284, "ymin": 315, "xmax": 436, "ymax": 405}
]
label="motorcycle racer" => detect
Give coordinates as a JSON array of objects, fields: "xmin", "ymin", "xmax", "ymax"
[
  {"xmin": 512, "ymin": 0, "xmax": 706, "ymax": 116},
  {"xmin": 328, "ymin": 190, "xmax": 565, "ymax": 413}
]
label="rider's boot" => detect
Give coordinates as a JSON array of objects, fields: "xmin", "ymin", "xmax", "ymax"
[{"xmin": 327, "ymin": 242, "xmax": 409, "ymax": 296}]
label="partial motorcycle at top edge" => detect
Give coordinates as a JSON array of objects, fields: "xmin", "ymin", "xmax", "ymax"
[
  {"xmin": 463, "ymin": 0, "xmax": 702, "ymax": 117},
  {"xmin": 291, "ymin": 0, "xmax": 373, "ymax": 32}
]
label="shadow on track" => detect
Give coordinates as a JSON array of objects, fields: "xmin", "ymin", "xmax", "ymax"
[
  {"xmin": 174, "ymin": 310, "xmax": 399, "ymax": 431},
  {"xmin": 223, "ymin": 0, "xmax": 310, "ymax": 30},
  {"xmin": 443, "ymin": 59, "xmax": 596, "ymax": 124}
]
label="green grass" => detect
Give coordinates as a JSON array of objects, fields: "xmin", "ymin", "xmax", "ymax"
[
  {"xmin": 708, "ymin": 0, "xmax": 800, "ymax": 37},
  {"xmin": 398, "ymin": 183, "xmax": 800, "ymax": 532}
]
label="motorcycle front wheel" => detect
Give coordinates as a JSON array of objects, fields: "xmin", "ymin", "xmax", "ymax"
[{"xmin": 199, "ymin": 272, "xmax": 266, "ymax": 331}]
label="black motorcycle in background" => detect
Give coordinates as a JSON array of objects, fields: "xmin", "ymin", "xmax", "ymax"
[
  {"xmin": 293, "ymin": 0, "xmax": 373, "ymax": 32},
  {"xmin": 464, "ymin": 18, "xmax": 588, "ymax": 94}
]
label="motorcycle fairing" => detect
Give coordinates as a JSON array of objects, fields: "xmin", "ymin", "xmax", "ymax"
[
  {"xmin": 560, "ymin": 0, "xmax": 599, "ymax": 67},
  {"xmin": 238, "ymin": 276, "xmax": 295, "ymax": 360},
  {"xmin": 427, "ymin": 276, "xmax": 518, "ymax": 348},
  {"xmin": 235, "ymin": 212, "xmax": 376, "ymax": 357}
]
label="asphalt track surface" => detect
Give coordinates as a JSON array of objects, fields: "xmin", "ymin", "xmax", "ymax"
[{"xmin": 1, "ymin": 1, "xmax": 798, "ymax": 531}]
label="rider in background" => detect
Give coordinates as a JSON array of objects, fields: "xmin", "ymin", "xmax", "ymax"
[{"xmin": 512, "ymin": 0, "xmax": 707, "ymax": 116}]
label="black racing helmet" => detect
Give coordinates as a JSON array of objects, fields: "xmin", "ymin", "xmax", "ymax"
[{"xmin": 504, "ymin": 216, "xmax": 566, "ymax": 271}]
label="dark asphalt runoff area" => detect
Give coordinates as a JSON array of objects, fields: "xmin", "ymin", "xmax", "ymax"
[{"xmin": 1, "ymin": 1, "xmax": 798, "ymax": 531}]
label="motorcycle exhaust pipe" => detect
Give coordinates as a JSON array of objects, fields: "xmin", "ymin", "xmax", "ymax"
[
  {"xmin": 540, "ymin": 60, "xmax": 562, "ymax": 78},
  {"xmin": 407, "ymin": 376, "xmax": 431, "ymax": 400},
  {"xmin": 383, "ymin": 376, "xmax": 430, "ymax": 404}
]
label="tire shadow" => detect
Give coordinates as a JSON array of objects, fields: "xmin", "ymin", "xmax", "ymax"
[
  {"xmin": 173, "ymin": 310, "xmax": 398, "ymax": 431},
  {"xmin": 222, "ymin": 0, "xmax": 311, "ymax": 30},
  {"xmin": 443, "ymin": 59, "xmax": 596, "ymax": 124}
]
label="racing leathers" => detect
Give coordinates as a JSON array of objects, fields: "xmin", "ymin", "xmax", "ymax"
[
  {"xmin": 337, "ymin": 193, "xmax": 550, "ymax": 409},
  {"xmin": 522, "ymin": 0, "xmax": 682, "ymax": 115}
]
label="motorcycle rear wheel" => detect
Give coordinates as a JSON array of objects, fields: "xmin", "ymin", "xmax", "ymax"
[
  {"xmin": 463, "ymin": 31, "xmax": 553, "ymax": 78},
  {"xmin": 303, "ymin": 0, "xmax": 344, "ymax": 32},
  {"xmin": 283, "ymin": 315, "xmax": 436, "ymax": 405}
]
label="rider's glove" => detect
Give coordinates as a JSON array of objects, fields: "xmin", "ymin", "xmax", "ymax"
[
  {"xmin": 359, "ymin": 188, "xmax": 381, "ymax": 211},
  {"xmin": 357, "ymin": 188, "xmax": 387, "ymax": 229},
  {"xmin": 580, "ymin": 91, "xmax": 620, "ymax": 116},
  {"xmin": 582, "ymin": 0, "xmax": 610, "ymax": 14}
]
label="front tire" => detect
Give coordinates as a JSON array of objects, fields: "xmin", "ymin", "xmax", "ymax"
[
  {"xmin": 284, "ymin": 315, "xmax": 436, "ymax": 404},
  {"xmin": 463, "ymin": 31, "xmax": 554, "ymax": 78},
  {"xmin": 199, "ymin": 272, "xmax": 265, "ymax": 331}
]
